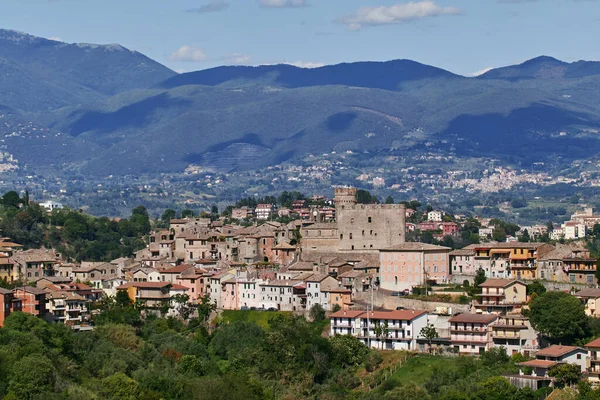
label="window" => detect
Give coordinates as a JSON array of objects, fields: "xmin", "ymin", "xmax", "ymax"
[
  {"xmin": 577, "ymin": 354, "xmax": 582, "ymax": 360},
  {"xmin": 349, "ymin": 233, "xmax": 353, "ymax": 239},
  {"xmin": 368, "ymin": 217, "xmax": 372, "ymax": 223},
  {"xmin": 340, "ymin": 234, "xmax": 343, "ymax": 240}
]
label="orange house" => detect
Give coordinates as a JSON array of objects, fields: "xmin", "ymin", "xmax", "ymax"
[
  {"xmin": 13, "ymin": 286, "xmax": 47, "ymax": 318},
  {"xmin": 0, "ymin": 288, "xmax": 22, "ymax": 326}
]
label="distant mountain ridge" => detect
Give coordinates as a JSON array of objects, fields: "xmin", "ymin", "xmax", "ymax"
[
  {"xmin": 159, "ymin": 60, "xmax": 461, "ymax": 91},
  {"xmin": 0, "ymin": 29, "xmax": 176, "ymax": 111},
  {"xmin": 1, "ymin": 28, "xmax": 600, "ymax": 179}
]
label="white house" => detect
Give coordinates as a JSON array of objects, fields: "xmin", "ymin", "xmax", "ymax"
[
  {"xmin": 40, "ymin": 200, "xmax": 64, "ymax": 213},
  {"xmin": 427, "ymin": 210, "xmax": 444, "ymax": 222}
]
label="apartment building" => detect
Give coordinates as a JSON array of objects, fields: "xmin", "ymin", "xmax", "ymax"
[
  {"xmin": 586, "ymin": 338, "xmax": 600, "ymax": 385},
  {"xmin": 475, "ymin": 279, "xmax": 527, "ymax": 314},
  {"xmin": 329, "ymin": 309, "xmax": 428, "ymax": 350},
  {"xmin": 45, "ymin": 291, "xmax": 89, "ymax": 326},
  {"xmin": 13, "ymin": 286, "xmax": 47, "ymax": 318},
  {"xmin": 379, "ymin": 243, "xmax": 451, "ymax": 291},
  {"xmin": 490, "ymin": 315, "xmax": 540, "ymax": 356},
  {"xmin": 449, "ymin": 313, "xmax": 498, "ymax": 355}
]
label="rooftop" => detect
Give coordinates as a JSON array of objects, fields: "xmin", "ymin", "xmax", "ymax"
[
  {"xmin": 536, "ymin": 345, "xmax": 583, "ymax": 358},
  {"xmin": 380, "ymin": 243, "xmax": 451, "ymax": 252},
  {"xmin": 449, "ymin": 313, "xmax": 498, "ymax": 324}
]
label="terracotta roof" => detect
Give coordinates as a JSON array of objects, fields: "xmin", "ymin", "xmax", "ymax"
[
  {"xmin": 159, "ymin": 264, "xmax": 195, "ymax": 274},
  {"xmin": 536, "ymin": 345, "xmax": 583, "ymax": 358},
  {"xmin": 449, "ymin": 313, "xmax": 498, "ymax": 324},
  {"xmin": 288, "ymin": 262, "xmax": 315, "ymax": 271},
  {"xmin": 362, "ymin": 310, "xmax": 427, "ymax": 321},
  {"xmin": 306, "ymin": 273, "xmax": 330, "ymax": 282},
  {"xmin": 170, "ymin": 284, "xmax": 189, "ymax": 291},
  {"xmin": 272, "ymin": 242, "xmax": 296, "ymax": 250},
  {"xmin": 0, "ymin": 288, "xmax": 12, "ymax": 295},
  {"xmin": 518, "ymin": 360, "xmax": 557, "ymax": 369},
  {"xmin": 449, "ymin": 249, "xmax": 476, "ymax": 256},
  {"xmin": 330, "ymin": 310, "xmax": 364, "ymax": 318},
  {"xmin": 117, "ymin": 282, "xmax": 171, "ymax": 289},
  {"xmin": 479, "ymin": 279, "xmax": 523, "ymax": 288},
  {"xmin": 576, "ymin": 288, "xmax": 600, "ymax": 298},
  {"xmin": 586, "ymin": 338, "xmax": 600, "ymax": 348},
  {"xmin": 339, "ymin": 270, "xmax": 367, "ymax": 278},
  {"xmin": 323, "ymin": 287, "xmax": 352, "ymax": 293},
  {"xmin": 380, "ymin": 243, "xmax": 451, "ymax": 252}
]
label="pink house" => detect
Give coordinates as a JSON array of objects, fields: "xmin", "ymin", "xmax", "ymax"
[
  {"xmin": 379, "ymin": 243, "xmax": 451, "ymax": 291},
  {"xmin": 176, "ymin": 270, "xmax": 208, "ymax": 303},
  {"xmin": 441, "ymin": 222, "xmax": 458, "ymax": 236},
  {"xmin": 221, "ymin": 278, "xmax": 239, "ymax": 310}
]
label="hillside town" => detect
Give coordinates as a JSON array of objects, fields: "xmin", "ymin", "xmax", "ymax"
[{"xmin": 2, "ymin": 186, "xmax": 600, "ymax": 390}]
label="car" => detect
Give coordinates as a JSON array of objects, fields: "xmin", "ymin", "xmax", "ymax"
[
  {"xmin": 396, "ymin": 306, "xmax": 406, "ymax": 310},
  {"xmin": 266, "ymin": 307, "xmax": 278, "ymax": 312},
  {"xmin": 255, "ymin": 307, "xmax": 266, "ymax": 311},
  {"xmin": 391, "ymin": 291, "xmax": 408, "ymax": 297},
  {"xmin": 240, "ymin": 306, "xmax": 249, "ymax": 311},
  {"xmin": 250, "ymin": 306, "xmax": 256, "ymax": 311}
]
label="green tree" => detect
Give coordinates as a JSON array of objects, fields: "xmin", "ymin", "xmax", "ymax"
[
  {"xmin": 8, "ymin": 354, "xmax": 55, "ymax": 399},
  {"xmin": 99, "ymin": 372, "xmax": 141, "ymax": 400},
  {"xmin": 471, "ymin": 268, "xmax": 487, "ymax": 295},
  {"xmin": 385, "ymin": 196, "xmax": 394, "ymax": 204},
  {"xmin": 309, "ymin": 304, "xmax": 326, "ymax": 322},
  {"xmin": 526, "ymin": 280, "xmax": 547, "ymax": 296},
  {"xmin": 171, "ymin": 294, "xmax": 195, "ymax": 320},
  {"xmin": 2, "ymin": 190, "xmax": 21, "ymax": 208},
  {"xmin": 329, "ymin": 335, "xmax": 369, "ymax": 367},
  {"xmin": 181, "ymin": 209, "xmax": 195, "ymax": 218},
  {"xmin": 161, "ymin": 209, "xmax": 176, "ymax": 223},
  {"xmin": 547, "ymin": 363, "xmax": 581, "ymax": 388},
  {"xmin": 356, "ymin": 189, "xmax": 378, "ymax": 204},
  {"xmin": 331, "ymin": 303, "xmax": 341, "ymax": 313},
  {"xmin": 419, "ymin": 324, "xmax": 439, "ymax": 353},
  {"xmin": 529, "ymin": 291, "xmax": 587, "ymax": 343},
  {"xmin": 519, "ymin": 229, "xmax": 531, "ymax": 242},
  {"xmin": 196, "ymin": 294, "xmax": 216, "ymax": 324}
]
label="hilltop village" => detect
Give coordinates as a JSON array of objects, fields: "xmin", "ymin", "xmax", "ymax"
[{"xmin": 3, "ymin": 187, "xmax": 600, "ymax": 391}]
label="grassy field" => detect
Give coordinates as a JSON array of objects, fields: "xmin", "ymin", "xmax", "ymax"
[
  {"xmin": 220, "ymin": 310, "xmax": 291, "ymax": 329},
  {"xmin": 390, "ymin": 354, "xmax": 458, "ymax": 386}
]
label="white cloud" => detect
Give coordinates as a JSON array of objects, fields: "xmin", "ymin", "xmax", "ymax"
[
  {"xmin": 187, "ymin": 1, "xmax": 229, "ymax": 13},
  {"xmin": 259, "ymin": 0, "xmax": 308, "ymax": 8},
  {"xmin": 48, "ymin": 36, "xmax": 63, "ymax": 42},
  {"xmin": 169, "ymin": 45, "xmax": 207, "ymax": 62},
  {"xmin": 469, "ymin": 67, "xmax": 494, "ymax": 77},
  {"xmin": 222, "ymin": 53, "xmax": 252, "ymax": 65},
  {"xmin": 339, "ymin": 1, "xmax": 461, "ymax": 31},
  {"xmin": 285, "ymin": 61, "xmax": 325, "ymax": 68}
]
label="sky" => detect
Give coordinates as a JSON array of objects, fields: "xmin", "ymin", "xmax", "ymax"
[{"xmin": 0, "ymin": 0, "xmax": 599, "ymax": 76}]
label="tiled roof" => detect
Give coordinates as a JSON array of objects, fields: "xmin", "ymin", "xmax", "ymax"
[
  {"xmin": 362, "ymin": 310, "xmax": 427, "ymax": 321},
  {"xmin": 479, "ymin": 279, "xmax": 523, "ymax": 288},
  {"xmin": 449, "ymin": 249, "xmax": 476, "ymax": 256},
  {"xmin": 518, "ymin": 360, "xmax": 557, "ymax": 369},
  {"xmin": 448, "ymin": 313, "xmax": 498, "ymax": 324},
  {"xmin": 576, "ymin": 288, "xmax": 600, "ymax": 298},
  {"xmin": 536, "ymin": 345, "xmax": 583, "ymax": 358},
  {"xmin": 586, "ymin": 337, "xmax": 600, "ymax": 348},
  {"xmin": 159, "ymin": 264, "xmax": 195, "ymax": 274},
  {"xmin": 380, "ymin": 243, "xmax": 451, "ymax": 252},
  {"xmin": 330, "ymin": 310, "xmax": 364, "ymax": 318},
  {"xmin": 117, "ymin": 282, "xmax": 171, "ymax": 289}
]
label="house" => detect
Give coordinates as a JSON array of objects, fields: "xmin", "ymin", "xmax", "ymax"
[
  {"xmin": 472, "ymin": 243, "xmax": 554, "ymax": 280},
  {"xmin": 176, "ymin": 271, "xmax": 209, "ymax": 302},
  {"xmin": 518, "ymin": 345, "xmax": 587, "ymax": 378},
  {"xmin": 116, "ymin": 282, "xmax": 189, "ymax": 316},
  {"xmin": 562, "ymin": 221, "xmax": 587, "ymax": 240},
  {"xmin": 11, "ymin": 249, "xmax": 60, "ymax": 281},
  {"xmin": 13, "ymin": 286, "xmax": 47, "ymax": 318},
  {"xmin": 0, "ymin": 256, "xmax": 17, "ymax": 283},
  {"xmin": 306, "ymin": 273, "xmax": 340, "ymax": 311},
  {"xmin": 208, "ymin": 272, "xmax": 234, "ymax": 309},
  {"xmin": 427, "ymin": 210, "xmax": 444, "ymax": 222},
  {"xmin": 255, "ymin": 204, "xmax": 274, "ymax": 220},
  {"xmin": 44, "ymin": 291, "xmax": 89, "ymax": 326},
  {"xmin": 575, "ymin": 288, "xmax": 600, "ymax": 318},
  {"xmin": 237, "ymin": 278, "xmax": 263, "ymax": 309},
  {"xmin": 338, "ymin": 270, "xmax": 370, "ymax": 293},
  {"xmin": 585, "ymin": 338, "xmax": 600, "ymax": 385},
  {"xmin": 231, "ymin": 206, "xmax": 254, "ymax": 220},
  {"xmin": 441, "ymin": 222, "xmax": 459, "ymax": 236},
  {"xmin": 0, "ymin": 288, "xmax": 21, "ymax": 326},
  {"xmin": 475, "ymin": 279, "xmax": 527, "ymax": 314},
  {"xmin": 324, "ymin": 287, "xmax": 352, "ymax": 310},
  {"xmin": 379, "ymin": 243, "xmax": 451, "ymax": 291},
  {"xmin": 131, "ymin": 267, "xmax": 161, "ymax": 283},
  {"xmin": 158, "ymin": 264, "xmax": 195, "ymax": 283},
  {"xmin": 490, "ymin": 314, "xmax": 540, "ymax": 356},
  {"xmin": 259, "ymin": 279, "xmax": 305, "ymax": 311},
  {"xmin": 563, "ymin": 250, "xmax": 597, "ymax": 285},
  {"xmin": 271, "ymin": 242, "xmax": 297, "ymax": 266},
  {"xmin": 449, "ymin": 247, "xmax": 476, "ymax": 280},
  {"xmin": 329, "ymin": 309, "xmax": 428, "ymax": 350},
  {"xmin": 39, "ymin": 200, "xmax": 63, "ymax": 213},
  {"xmin": 449, "ymin": 313, "xmax": 498, "ymax": 354}
]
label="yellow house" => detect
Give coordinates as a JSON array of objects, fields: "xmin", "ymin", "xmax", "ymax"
[
  {"xmin": 475, "ymin": 279, "xmax": 527, "ymax": 313},
  {"xmin": 0, "ymin": 256, "xmax": 17, "ymax": 283}
]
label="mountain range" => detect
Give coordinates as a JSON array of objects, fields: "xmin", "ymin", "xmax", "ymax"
[{"xmin": 2, "ymin": 29, "xmax": 600, "ymax": 178}]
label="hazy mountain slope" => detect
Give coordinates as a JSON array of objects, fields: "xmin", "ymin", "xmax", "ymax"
[
  {"xmin": 0, "ymin": 29, "xmax": 176, "ymax": 111},
  {"xmin": 480, "ymin": 56, "xmax": 600, "ymax": 81},
  {"xmin": 159, "ymin": 60, "xmax": 462, "ymax": 91}
]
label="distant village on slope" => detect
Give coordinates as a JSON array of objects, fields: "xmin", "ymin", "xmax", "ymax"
[{"xmin": 3, "ymin": 186, "xmax": 600, "ymax": 389}]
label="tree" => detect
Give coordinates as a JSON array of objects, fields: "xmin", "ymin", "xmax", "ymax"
[
  {"xmin": 211, "ymin": 205, "xmax": 219, "ymax": 215},
  {"xmin": 596, "ymin": 258, "xmax": 600, "ymax": 286},
  {"xmin": 385, "ymin": 196, "xmax": 394, "ymax": 204},
  {"xmin": 161, "ymin": 209, "xmax": 176, "ymax": 223},
  {"xmin": 309, "ymin": 304, "xmax": 326, "ymax": 322},
  {"xmin": 1, "ymin": 191, "xmax": 21, "ymax": 208},
  {"xmin": 171, "ymin": 294, "xmax": 195, "ymax": 320},
  {"xmin": 356, "ymin": 189, "xmax": 378, "ymax": 204},
  {"xmin": 99, "ymin": 372, "xmax": 141, "ymax": 400},
  {"xmin": 373, "ymin": 320, "xmax": 389, "ymax": 349},
  {"xmin": 329, "ymin": 335, "xmax": 369, "ymax": 367},
  {"xmin": 471, "ymin": 268, "xmax": 487, "ymax": 295},
  {"xmin": 529, "ymin": 291, "xmax": 587, "ymax": 343},
  {"xmin": 181, "ymin": 209, "xmax": 195, "ymax": 218},
  {"xmin": 548, "ymin": 363, "xmax": 581, "ymax": 388},
  {"xmin": 519, "ymin": 229, "xmax": 531, "ymax": 243},
  {"xmin": 115, "ymin": 290, "xmax": 133, "ymax": 308},
  {"xmin": 526, "ymin": 280, "xmax": 547, "ymax": 296},
  {"xmin": 419, "ymin": 324, "xmax": 439, "ymax": 353},
  {"xmin": 8, "ymin": 354, "xmax": 55, "ymax": 399},
  {"xmin": 332, "ymin": 303, "xmax": 341, "ymax": 313},
  {"xmin": 196, "ymin": 294, "xmax": 216, "ymax": 324}
]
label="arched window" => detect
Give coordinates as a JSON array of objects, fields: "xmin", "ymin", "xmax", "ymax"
[{"xmin": 394, "ymin": 276, "xmax": 398, "ymax": 285}]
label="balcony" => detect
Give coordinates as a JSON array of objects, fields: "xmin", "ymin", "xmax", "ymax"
[{"xmin": 491, "ymin": 332, "xmax": 521, "ymax": 339}]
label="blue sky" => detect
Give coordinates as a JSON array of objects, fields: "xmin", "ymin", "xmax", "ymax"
[{"xmin": 1, "ymin": 0, "xmax": 599, "ymax": 75}]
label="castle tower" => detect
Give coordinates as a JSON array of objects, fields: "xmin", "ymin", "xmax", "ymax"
[{"xmin": 334, "ymin": 186, "xmax": 357, "ymax": 209}]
